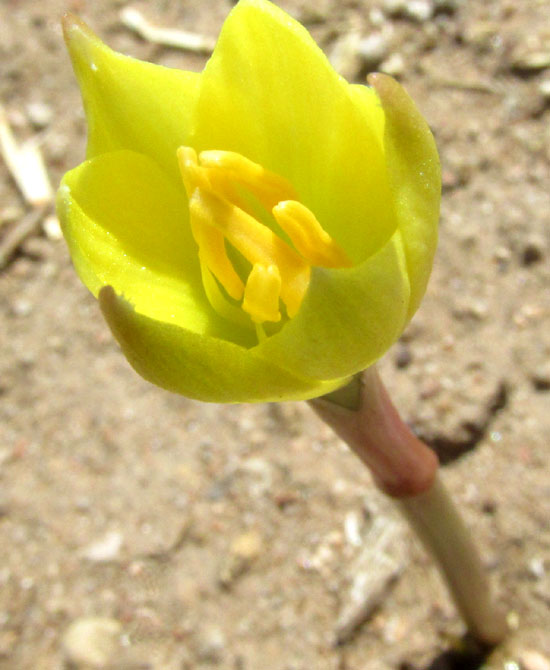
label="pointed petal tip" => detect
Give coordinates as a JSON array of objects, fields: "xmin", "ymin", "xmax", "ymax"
[
  {"xmin": 367, "ymin": 71, "xmax": 438, "ymax": 151},
  {"xmin": 366, "ymin": 72, "xmax": 383, "ymax": 86},
  {"xmin": 367, "ymin": 72, "xmax": 401, "ymax": 104},
  {"xmin": 61, "ymin": 12, "xmax": 79, "ymax": 33},
  {"xmin": 62, "ymin": 13, "xmax": 95, "ymax": 43},
  {"xmin": 61, "ymin": 13, "xmax": 104, "ymax": 64}
]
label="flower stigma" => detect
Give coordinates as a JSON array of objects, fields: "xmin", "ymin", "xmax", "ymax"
[{"xmin": 177, "ymin": 147, "xmax": 352, "ymax": 339}]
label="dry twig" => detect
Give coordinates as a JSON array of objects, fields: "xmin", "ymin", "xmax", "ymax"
[
  {"xmin": 0, "ymin": 205, "xmax": 50, "ymax": 270},
  {"xmin": 120, "ymin": 7, "xmax": 216, "ymax": 53},
  {"xmin": 334, "ymin": 513, "xmax": 407, "ymax": 645},
  {"xmin": 0, "ymin": 103, "xmax": 53, "ymax": 207}
]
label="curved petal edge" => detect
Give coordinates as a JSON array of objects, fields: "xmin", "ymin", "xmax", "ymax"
[
  {"xmin": 368, "ymin": 73, "xmax": 440, "ymax": 320},
  {"xmin": 99, "ymin": 286, "xmax": 350, "ymax": 403}
]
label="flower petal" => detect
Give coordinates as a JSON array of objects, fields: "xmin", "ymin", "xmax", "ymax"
[
  {"xmin": 62, "ymin": 14, "xmax": 199, "ymax": 178},
  {"xmin": 257, "ymin": 230, "xmax": 411, "ymax": 379},
  {"xmin": 368, "ymin": 74, "xmax": 440, "ymax": 319},
  {"xmin": 193, "ymin": 0, "xmax": 397, "ymax": 262},
  {"xmin": 57, "ymin": 149, "xmax": 252, "ymax": 345},
  {"xmin": 99, "ymin": 286, "xmax": 350, "ymax": 403}
]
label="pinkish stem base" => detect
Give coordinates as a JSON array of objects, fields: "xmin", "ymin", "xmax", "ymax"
[{"xmin": 310, "ymin": 366, "xmax": 508, "ymax": 646}]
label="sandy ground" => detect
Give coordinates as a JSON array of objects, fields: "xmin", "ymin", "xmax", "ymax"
[{"xmin": 1, "ymin": 0, "xmax": 550, "ymax": 668}]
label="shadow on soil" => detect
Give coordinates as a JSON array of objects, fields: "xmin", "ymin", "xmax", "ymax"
[
  {"xmin": 424, "ymin": 382, "xmax": 508, "ymax": 465},
  {"xmin": 401, "ymin": 636, "xmax": 493, "ymax": 670}
]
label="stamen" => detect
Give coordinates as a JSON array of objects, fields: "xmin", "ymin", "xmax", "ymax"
[
  {"xmin": 177, "ymin": 146, "xmax": 352, "ymax": 334},
  {"xmin": 273, "ymin": 201, "xmax": 352, "ymax": 268},
  {"xmin": 242, "ymin": 264, "xmax": 282, "ymax": 324},
  {"xmin": 194, "ymin": 189, "xmax": 310, "ymax": 318},
  {"xmin": 178, "ymin": 147, "xmax": 245, "ymax": 302},
  {"xmin": 188, "ymin": 191, "xmax": 244, "ymax": 301},
  {"xmin": 199, "ymin": 150, "xmax": 298, "ymax": 211},
  {"xmin": 177, "ymin": 146, "xmax": 209, "ymax": 196}
]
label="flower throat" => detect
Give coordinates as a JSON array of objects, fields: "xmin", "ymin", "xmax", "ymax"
[{"xmin": 178, "ymin": 147, "xmax": 351, "ymax": 338}]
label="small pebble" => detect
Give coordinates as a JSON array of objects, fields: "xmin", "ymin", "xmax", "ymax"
[
  {"xmin": 328, "ymin": 32, "xmax": 362, "ymax": 80},
  {"xmin": 507, "ymin": 610, "xmax": 520, "ymax": 630},
  {"xmin": 74, "ymin": 496, "xmax": 92, "ymax": 512},
  {"xmin": 539, "ymin": 80, "xmax": 550, "ymax": 100},
  {"xmin": 513, "ymin": 303, "xmax": 543, "ymax": 328},
  {"xmin": 26, "ymin": 101, "xmax": 53, "ymax": 128},
  {"xmin": 511, "ymin": 50, "xmax": 550, "ymax": 72},
  {"xmin": 344, "ymin": 511, "xmax": 363, "ymax": 547},
  {"xmin": 405, "ymin": 0, "xmax": 434, "ymax": 22},
  {"xmin": 382, "ymin": 0, "xmax": 434, "ymax": 21},
  {"xmin": 12, "ymin": 299, "xmax": 33, "ymax": 317},
  {"xmin": 62, "ymin": 617, "xmax": 122, "ymax": 668},
  {"xmin": 380, "ymin": 52, "xmax": 405, "ymax": 76},
  {"xmin": 494, "ymin": 245, "xmax": 512, "ymax": 270},
  {"xmin": 419, "ymin": 378, "xmax": 441, "ymax": 400},
  {"xmin": 465, "ymin": 22, "xmax": 500, "ymax": 53},
  {"xmin": 218, "ymin": 530, "xmax": 263, "ymax": 587},
  {"xmin": 230, "ymin": 530, "xmax": 264, "ymax": 561},
  {"xmin": 421, "ymin": 22, "xmax": 439, "ymax": 49},
  {"xmin": 453, "ymin": 298, "xmax": 488, "ymax": 321},
  {"xmin": 358, "ymin": 33, "xmax": 389, "ymax": 68},
  {"xmin": 240, "ymin": 458, "xmax": 274, "ymax": 497},
  {"xmin": 527, "ymin": 557, "xmax": 545, "ymax": 580},
  {"xmin": 369, "ymin": 8, "xmax": 386, "ymax": 27},
  {"xmin": 195, "ymin": 625, "xmax": 226, "ymax": 664},
  {"xmin": 82, "ymin": 530, "xmax": 123, "ymax": 562},
  {"xmin": 441, "ymin": 334, "xmax": 455, "ymax": 350},
  {"xmin": 43, "ymin": 215, "xmax": 63, "ymax": 240}
]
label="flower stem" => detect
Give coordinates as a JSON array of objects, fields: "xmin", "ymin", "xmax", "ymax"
[
  {"xmin": 398, "ymin": 474, "xmax": 507, "ymax": 645},
  {"xmin": 310, "ymin": 366, "xmax": 508, "ymax": 646}
]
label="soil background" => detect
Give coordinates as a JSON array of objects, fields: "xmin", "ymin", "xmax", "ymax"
[{"xmin": 1, "ymin": 0, "xmax": 550, "ymax": 669}]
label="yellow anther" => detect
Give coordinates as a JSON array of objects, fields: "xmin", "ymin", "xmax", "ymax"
[
  {"xmin": 199, "ymin": 150, "xmax": 298, "ymax": 211},
  {"xmin": 177, "ymin": 146, "xmax": 351, "ymax": 333},
  {"xmin": 272, "ymin": 200, "xmax": 352, "ymax": 269},
  {"xmin": 242, "ymin": 264, "xmax": 282, "ymax": 324},
  {"xmin": 177, "ymin": 146, "xmax": 200, "ymax": 195},
  {"xmin": 193, "ymin": 187, "xmax": 310, "ymax": 318},
  {"xmin": 188, "ymin": 191, "xmax": 244, "ymax": 301}
]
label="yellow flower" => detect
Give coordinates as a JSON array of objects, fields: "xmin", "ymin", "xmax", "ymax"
[{"xmin": 57, "ymin": 0, "xmax": 440, "ymax": 403}]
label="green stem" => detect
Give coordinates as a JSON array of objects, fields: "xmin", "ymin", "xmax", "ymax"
[
  {"xmin": 399, "ymin": 474, "xmax": 507, "ymax": 645},
  {"xmin": 310, "ymin": 366, "xmax": 508, "ymax": 646}
]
